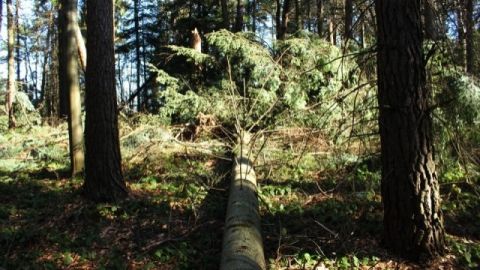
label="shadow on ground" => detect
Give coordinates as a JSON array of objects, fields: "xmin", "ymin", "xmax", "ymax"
[{"xmin": 0, "ymin": 156, "xmax": 231, "ymax": 270}]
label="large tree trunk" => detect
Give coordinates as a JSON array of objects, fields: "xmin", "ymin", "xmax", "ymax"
[
  {"xmin": 424, "ymin": 0, "xmax": 438, "ymax": 40},
  {"xmin": 465, "ymin": 0, "xmax": 474, "ymax": 73},
  {"xmin": 84, "ymin": 0, "xmax": 128, "ymax": 202},
  {"xmin": 376, "ymin": 0, "xmax": 445, "ymax": 259},
  {"xmin": 220, "ymin": 131, "xmax": 266, "ymax": 270},
  {"xmin": 6, "ymin": 0, "xmax": 16, "ymax": 129},
  {"xmin": 59, "ymin": 0, "xmax": 84, "ymax": 176}
]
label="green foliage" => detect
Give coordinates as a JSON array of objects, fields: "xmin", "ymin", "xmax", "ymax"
[
  {"xmin": 451, "ymin": 240, "xmax": 480, "ymax": 269},
  {"xmin": 153, "ymin": 30, "xmax": 361, "ymax": 134}
]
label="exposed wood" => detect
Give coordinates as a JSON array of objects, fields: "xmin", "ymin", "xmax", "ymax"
[
  {"xmin": 220, "ymin": 131, "xmax": 266, "ymax": 270},
  {"xmin": 74, "ymin": 21, "xmax": 87, "ymax": 72}
]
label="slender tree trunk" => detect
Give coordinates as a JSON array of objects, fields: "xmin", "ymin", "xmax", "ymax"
[
  {"xmin": 278, "ymin": 0, "xmax": 291, "ymax": 40},
  {"xmin": 40, "ymin": 12, "xmax": 53, "ymax": 103},
  {"xmin": 344, "ymin": 0, "xmax": 353, "ymax": 40},
  {"xmin": 15, "ymin": 0, "xmax": 20, "ymax": 84},
  {"xmin": 234, "ymin": 0, "xmax": 244, "ymax": 32},
  {"xmin": 46, "ymin": 29, "xmax": 60, "ymax": 121},
  {"xmin": 133, "ymin": 0, "xmax": 142, "ymax": 111},
  {"xmin": 456, "ymin": 0, "xmax": 467, "ymax": 71},
  {"xmin": 360, "ymin": 20, "xmax": 366, "ymax": 48},
  {"xmin": 252, "ymin": 0, "xmax": 256, "ymax": 33},
  {"xmin": 376, "ymin": 0, "xmax": 445, "ymax": 259},
  {"xmin": 329, "ymin": 3, "xmax": 336, "ymax": 45},
  {"xmin": 59, "ymin": 0, "xmax": 84, "ymax": 176},
  {"xmin": 275, "ymin": 0, "xmax": 281, "ymax": 39},
  {"xmin": 6, "ymin": 0, "xmax": 16, "ymax": 129},
  {"xmin": 316, "ymin": 0, "xmax": 324, "ymax": 36},
  {"xmin": 221, "ymin": 0, "xmax": 229, "ymax": 29},
  {"xmin": 84, "ymin": 0, "xmax": 128, "ymax": 202},
  {"xmin": 328, "ymin": 17, "xmax": 335, "ymax": 44},
  {"xmin": 465, "ymin": 0, "xmax": 474, "ymax": 73},
  {"xmin": 0, "ymin": 0, "xmax": 3, "ymax": 38},
  {"xmin": 295, "ymin": 0, "xmax": 300, "ymax": 31}
]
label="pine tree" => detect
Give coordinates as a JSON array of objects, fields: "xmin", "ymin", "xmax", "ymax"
[{"xmin": 84, "ymin": 0, "xmax": 128, "ymax": 202}]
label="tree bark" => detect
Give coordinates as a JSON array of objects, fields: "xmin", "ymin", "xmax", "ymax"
[
  {"xmin": 6, "ymin": 0, "xmax": 16, "ymax": 129},
  {"xmin": 221, "ymin": 0, "xmax": 230, "ymax": 29},
  {"xmin": 0, "ymin": 0, "xmax": 3, "ymax": 38},
  {"xmin": 424, "ymin": 0, "xmax": 437, "ymax": 40},
  {"xmin": 295, "ymin": 0, "xmax": 300, "ymax": 31},
  {"xmin": 252, "ymin": 0, "xmax": 257, "ymax": 33},
  {"xmin": 344, "ymin": 0, "xmax": 353, "ymax": 40},
  {"xmin": 84, "ymin": 0, "xmax": 128, "ymax": 202},
  {"xmin": 234, "ymin": 0, "xmax": 244, "ymax": 32},
  {"xmin": 278, "ymin": 0, "xmax": 291, "ymax": 40},
  {"xmin": 316, "ymin": 0, "xmax": 324, "ymax": 36},
  {"xmin": 465, "ymin": 0, "xmax": 474, "ymax": 73},
  {"xmin": 456, "ymin": 0, "xmax": 467, "ymax": 70},
  {"xmin": 376, "ymin": 0, "xmax": 445, "ymax": 259},
  {"xmin": 133, "ymin": 0, "xmax": 142, "ymax": 111},
  {"xmin": 59, "ymin": 0, "xmax": 84, "ymax": 176},
  {"xmin": 15, "ymin": 0, "xmax": 20, "ymax": 83},
  {"xmin": 275, "ymin": 0, "xmax": 281, "ymax": 38},
  {"xmin": 220, "ymin": 131, "xmax": 266, "ymax": 270}
]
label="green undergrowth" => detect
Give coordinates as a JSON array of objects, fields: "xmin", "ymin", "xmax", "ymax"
[{"xmin": 0, "ymin": 115, "xmax": 479, "ymax": 269}]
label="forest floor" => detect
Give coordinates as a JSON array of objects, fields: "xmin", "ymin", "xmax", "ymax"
[{"xmin": 0, "ymin": 114, "xmax": 479, "ymax": 270}]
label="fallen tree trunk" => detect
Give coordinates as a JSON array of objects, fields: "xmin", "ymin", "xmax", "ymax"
[{"xmin": 220, "ymin": 131, "xmax": 266, "ymax": 270}]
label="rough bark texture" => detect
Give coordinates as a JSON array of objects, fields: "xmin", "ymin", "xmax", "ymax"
[
  {"xmin": 59, "ymin": 0, "xmax": 84, "ymax": 176},
  {"xmin": 6, "ymin": 0, "xmax": 16, "ymax": 129},
  {"xmin": 84, "ymin": 0, "xmax": 128, "ymax": 202},
  {"xmin": 220, "ymin": 131, "xmax": 266, "ymax": 270},
  {"xmin": 376, "ymin": 0, "xmax": 445, "ymax": 260},
  {"xmin": 423, "ymin": 0, "xmax": 437, "ymax": 40}
]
